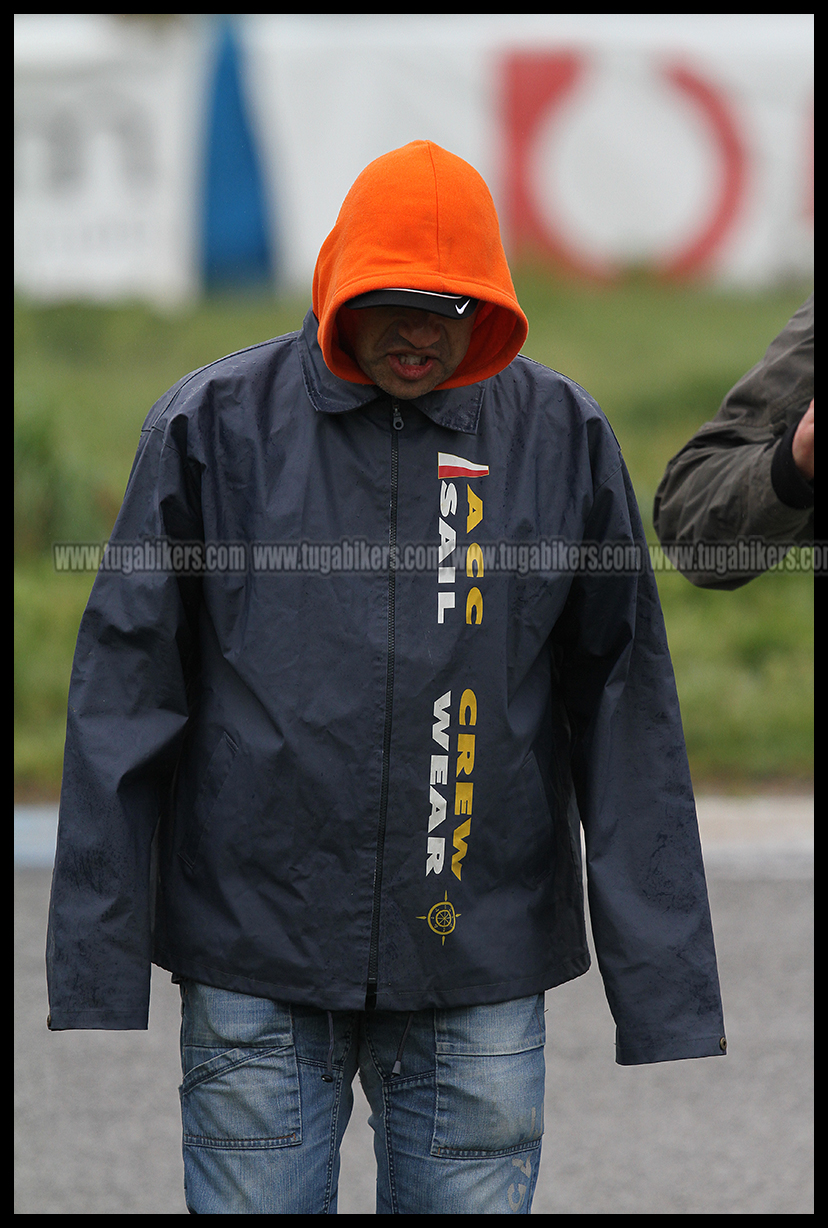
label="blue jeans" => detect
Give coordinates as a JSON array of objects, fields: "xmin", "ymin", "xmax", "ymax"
[{"xmin": 178, "ymin": 980, "xmax": 546, "ymax": 1214}]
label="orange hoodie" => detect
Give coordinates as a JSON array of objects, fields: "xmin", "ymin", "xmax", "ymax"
[{"xmin": 312, "ymin": 141, "xmax": 529, "ymax": 389}]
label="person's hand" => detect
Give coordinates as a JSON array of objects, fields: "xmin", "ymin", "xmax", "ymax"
[{"xmin": 792, "ymin": 399, "xmax": 814, "ymax": 480}]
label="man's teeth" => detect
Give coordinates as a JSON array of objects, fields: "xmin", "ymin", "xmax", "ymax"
[{"xmin": 398, "ymin": 355, "xmax": 428, "ymax": 365}]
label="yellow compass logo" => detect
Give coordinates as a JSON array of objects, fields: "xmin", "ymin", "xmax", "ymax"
[{"xmin": 417, "ymin": 891, "xmax": 460, "ymax": 944}]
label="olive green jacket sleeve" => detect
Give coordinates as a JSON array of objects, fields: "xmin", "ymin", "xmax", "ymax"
[{"xmin": 652, "ymin": 294, "xmax": 814, "ymax": 589}]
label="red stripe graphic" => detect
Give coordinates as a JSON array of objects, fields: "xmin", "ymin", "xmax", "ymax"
[{"xmin": 438, "ymin": 452, "xmax": 489, "ymax": 479}]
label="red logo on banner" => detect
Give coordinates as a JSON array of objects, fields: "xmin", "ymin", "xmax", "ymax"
[{"xmin": 501, "ymin": 52, "xmax": 749, "ymax": 280}]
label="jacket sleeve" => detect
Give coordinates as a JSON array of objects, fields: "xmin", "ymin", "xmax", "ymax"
[
  {"xmin": 553, "ymin": 450, "xmax": 726, "ymax": 1064},
  {"xmin": 46, "ymin": 407, "xmax": 202, "ymax": 1030},
  {"xmin": 652, "ymin": 293, "xmax": 814, "ymax": 589}
]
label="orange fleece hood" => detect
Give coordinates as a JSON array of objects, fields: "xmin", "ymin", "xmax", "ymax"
[{"xmin": 312, "ymin": 141, "xmax": 528, "ymax": 389}]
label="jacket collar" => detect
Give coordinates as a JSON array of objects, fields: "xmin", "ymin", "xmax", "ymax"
[{"xmin": 297, "ymin": 309, "xmax": 484, "ymax": 435}]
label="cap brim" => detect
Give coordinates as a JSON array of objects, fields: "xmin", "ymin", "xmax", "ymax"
[{"xmin": 346, "ymin": 288, "xmax": 479, "ymax": 319}]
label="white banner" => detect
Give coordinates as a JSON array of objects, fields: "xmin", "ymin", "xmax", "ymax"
[{"xmin": 14, "ymin": 14, "xmax": 813, "ymax": 304}]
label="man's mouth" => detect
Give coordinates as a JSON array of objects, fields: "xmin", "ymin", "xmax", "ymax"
[{"xmin": 386, "ymin": 352, "xmax": 437, "ymax": 381}]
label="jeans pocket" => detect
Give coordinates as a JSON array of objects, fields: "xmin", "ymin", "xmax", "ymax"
[
  {"xmin": 179, "ymin": 983, "xmax": 302, "ymax": 1149},
  {"xmin": 431, "ymin": 995, "xmax": 546, "ymax": 1158},
  {"xmin": 180, "ymin": 1045, "xmax": 302, "ymax": 1148}
]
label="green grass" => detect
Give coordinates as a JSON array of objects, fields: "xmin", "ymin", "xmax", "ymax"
[
  {"xmin": 657, "ymin": 565, "xmax": 813, "ymax": 786},
  {"xmin": 14, "ymin": 280, "xmax": 813, "ymax": 798},
  {"xmin": 14, "ymin": 558, "xmax": 98, "ymax": 796}
]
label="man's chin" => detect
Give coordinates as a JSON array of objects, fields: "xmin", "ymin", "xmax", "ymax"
[{"xmin": 369, "ymin": 360, "xmax": 447, "ymax": 399}]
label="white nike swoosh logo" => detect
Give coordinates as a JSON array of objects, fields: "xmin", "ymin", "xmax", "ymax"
[{"xmin": 455, "ymin": 300, "xmax": 470, "ymax": 314}]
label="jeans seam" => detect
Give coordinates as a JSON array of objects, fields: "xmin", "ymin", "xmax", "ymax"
[
  {"xmin": 432, "ymin": 1138, "xmax": 543, "ymax": 1159},
  {"xmin": 361, "ymin": 1018, "xmax": 401, "ymax": 1214},
  {"xmin": 183, "ymin": 1133, "xmax": 300, "ymax": 1149},
  {"xmin": 321, "ymin": 1015, "xmax": 358, "ymax": 1214}
]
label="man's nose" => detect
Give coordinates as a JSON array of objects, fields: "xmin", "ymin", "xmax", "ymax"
[{"xmin": 396, "ymin": 311, "xmax": 442, "ymax": 347}]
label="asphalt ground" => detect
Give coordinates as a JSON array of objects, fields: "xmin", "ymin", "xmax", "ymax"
[{"xmin": 15, "ymin": 798, "xmax": 813, "ymax": 1214}]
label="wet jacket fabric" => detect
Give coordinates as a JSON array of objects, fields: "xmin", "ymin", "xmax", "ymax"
[
  {"xmin": 47, "ymin": 142, "xmax": 725, "ymax": 1065},
  {"xmin": 653, "ymin": 293, "xmax": 814, "ymax": 589}
]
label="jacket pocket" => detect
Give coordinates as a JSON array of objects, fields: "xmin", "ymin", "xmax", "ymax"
[
  {"xmin": 179, "ymin": 731, "xmax": 239, "ymax": 872},
  {"xmin": 518, "ymin": 751, "xmax": 554, "ymax": 888}
]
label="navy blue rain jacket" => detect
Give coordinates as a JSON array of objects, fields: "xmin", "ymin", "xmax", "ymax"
[{"xmin": 46, "ymin": 309, "xmax": 726, "ymax": 1065}]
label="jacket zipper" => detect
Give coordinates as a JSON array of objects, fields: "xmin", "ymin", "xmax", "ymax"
[{"xmin": 366, "ymin": 401, "xmax": 404, "ymax": 1008}]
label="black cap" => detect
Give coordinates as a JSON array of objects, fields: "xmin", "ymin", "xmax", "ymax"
[{"xmin": 346, "ymin": 288, "xmax": 479, "ymax": 319}]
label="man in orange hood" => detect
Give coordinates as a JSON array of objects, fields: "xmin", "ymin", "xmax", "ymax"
[
  {"xmin": 313, "ymin": 139, "xmax": 528, "ymax": 391},
  {"xmin": 47, "ymin": 141, "xmax": 725, "ymax": 1215}
]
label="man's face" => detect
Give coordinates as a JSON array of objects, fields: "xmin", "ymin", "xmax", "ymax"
[{"xmin": 341, "ymin": 305, "xmax": 476, "ymax": 399}]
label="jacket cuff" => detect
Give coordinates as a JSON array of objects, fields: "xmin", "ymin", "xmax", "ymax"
[
  {"xmin": 47, "ymin": 1008, "xmax": 149, "ymax": 1031},
  {"xmin": 771, "ymin": 417, "xmax": 814, "ymax": 510},
  {"xmin": 615, "ymin": 1030, "xmax": 728, "ymax": 1065}
]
